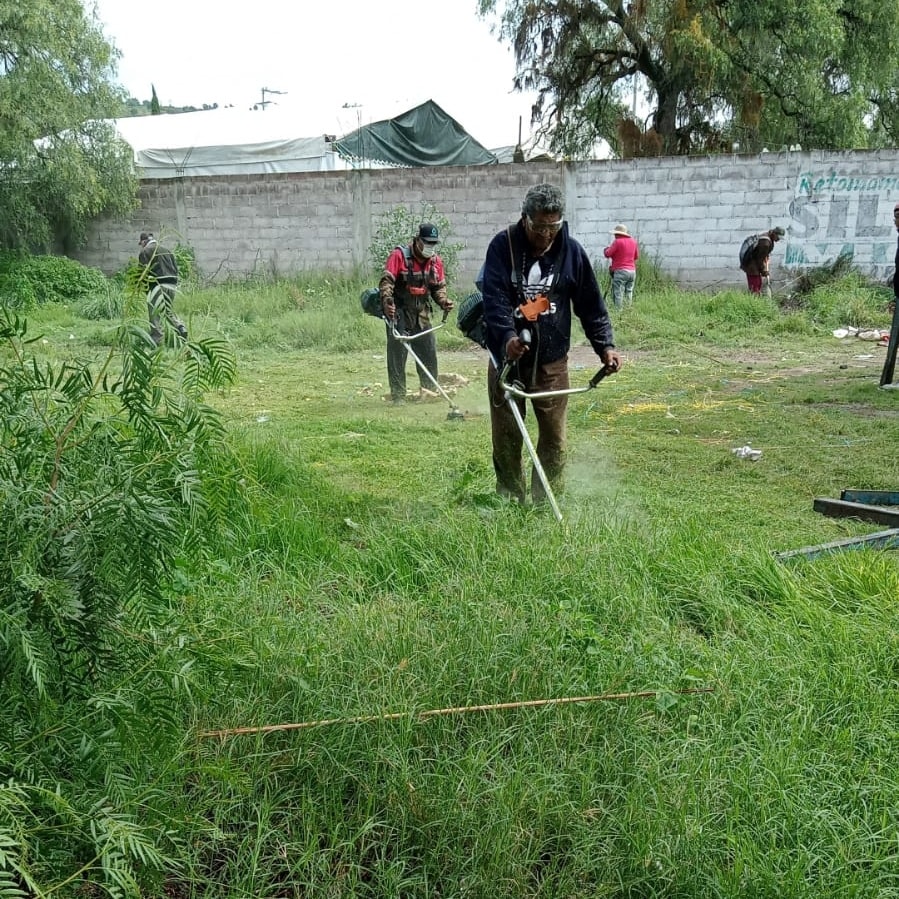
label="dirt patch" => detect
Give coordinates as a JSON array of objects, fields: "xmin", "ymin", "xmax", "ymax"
[
  {"xmin": 566, "ymin": 342, "xmax": 886, "ymax": 379},
  {"xmin": 449, "ymin": 341, "xmax": 891, "ymax": 388}
]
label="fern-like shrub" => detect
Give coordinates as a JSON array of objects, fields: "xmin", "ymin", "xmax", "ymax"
[{"xmin": 0, "ymin": 312, "xmax": 238, "ymax": 895}]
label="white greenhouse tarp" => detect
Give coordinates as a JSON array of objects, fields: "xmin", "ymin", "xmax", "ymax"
[{"xmin": 111, "ymin": 107, "xmax": 346, "ymax": 177}]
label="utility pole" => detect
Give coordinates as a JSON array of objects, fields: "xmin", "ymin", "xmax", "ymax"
[
  {"xmin": 513, "ymin": 116, "xmax": 525, "ymax": 163},
  {"xmin": 256, "ymin": 87, "xmax": 286, "ymax": 111},
  {"xmin": 342, "ymin": 103, "xmax": 364, "ymax": 167}
]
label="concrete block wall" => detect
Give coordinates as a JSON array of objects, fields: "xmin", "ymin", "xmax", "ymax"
[{"xmin": 75, "ymin": 149, "xmax": 899, "ymax": 293}]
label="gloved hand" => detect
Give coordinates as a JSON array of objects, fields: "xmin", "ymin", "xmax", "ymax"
[
  {"xmin": 440, "ymin": 298, "xmax": 455, "ymax": 312},
  {"xmin": 505, "ymin": 335, "xmax": 529, "ymax": 361},
  {"xmin": 383, "ymin": 299, "xmax": 395, "ymax": 318}
]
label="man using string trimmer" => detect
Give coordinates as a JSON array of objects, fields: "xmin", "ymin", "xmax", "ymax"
[
  {"xmin": 481, "ymin": 183, "xmax": 621, "ymax": 506},
  {"xmin": 379, "ymin": 223, "xmax": 454, "ymax": 405}
]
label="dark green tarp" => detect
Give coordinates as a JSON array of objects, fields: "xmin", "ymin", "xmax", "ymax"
[{"xmin": 334, "ymin": 100, "xmax": 498, "ymax": 167}]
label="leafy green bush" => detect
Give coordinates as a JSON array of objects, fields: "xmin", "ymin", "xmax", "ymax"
[
  {"xmin": 0, "ymin": 266, "xmax": 38, "ymax": 310},
  {"xmin": 0, "ymin": 251, "xmax": 109, "ymax": 309},
  {"xmin": 367, "ymin": 203, "xmax": 464, "ymax": 286}
]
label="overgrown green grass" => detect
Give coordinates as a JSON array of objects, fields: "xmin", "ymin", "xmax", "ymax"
[{"xmin": 2, "ymin": 269, "xmax": 898, "ymax": 896}]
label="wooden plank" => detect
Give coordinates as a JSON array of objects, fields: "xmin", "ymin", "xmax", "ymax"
[
  {"xmin": 812, "ymin": 498, "xmax": 899, "ymax": 527},
  {"xmin": 776, "ymin": 529, "xmax": 899, "ymax": 561}
]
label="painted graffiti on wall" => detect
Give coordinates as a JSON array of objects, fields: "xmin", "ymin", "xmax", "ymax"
[{"xmin": 787, "ymin": 170, "xmax": 898, "ymax": 282}]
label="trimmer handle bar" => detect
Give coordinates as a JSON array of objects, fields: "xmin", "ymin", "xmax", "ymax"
[
  {"xmin": 498, "ymin": 361, "xmax": 614, "ymax": 400},
  {"xmin": 388, "ymin": 306, "xmax": 448, "ymax": 342}
]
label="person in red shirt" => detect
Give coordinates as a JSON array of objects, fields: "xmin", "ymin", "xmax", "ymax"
[
  {"xmin": 603, "ymin": 224, "xmax": 639, "ymax": 308},
  {"xmin": 378, "ymin": 223, "xmax": 454, "ymax": 405}
]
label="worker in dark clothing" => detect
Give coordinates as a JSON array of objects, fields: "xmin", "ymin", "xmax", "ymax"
[
  {"xmin": 880, "ymin": 203, "xmax": 899, "ymax": 386},
  {"xmin": 378, "ymin": 223, "xmax": 453, "ymax": 405},
  {"xmin": 481, "ymin": 183, "xmax": 621, "ymax": 504},
  {"xmin": 138, "ymin": 231, "xmax": 187, "ymax": 346},
  {"xmin": 740, "ymin": 227, "xmax": 785, "ymax": 296}
]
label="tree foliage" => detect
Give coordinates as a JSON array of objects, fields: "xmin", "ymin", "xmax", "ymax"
[
  {"xmin": 0, "ymin": 0, "xmax": 137, "ymax": 251},
  {"xmin": 479, "ymin": 0, "xmax": 899, "ymax": 157},
  {"xmin": 119, "ymin": 95, "xmax": 221, "ymax": 118}
]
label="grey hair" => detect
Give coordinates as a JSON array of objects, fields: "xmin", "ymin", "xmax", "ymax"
[{"xmin": 522, "ymin": 183, "xmax": 565, "ymax": 219}]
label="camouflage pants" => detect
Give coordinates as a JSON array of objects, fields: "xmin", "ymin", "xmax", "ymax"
[
  {"xmin": 147, "ymin": 284, "xmax": 188, "ymax": 345},
  {"xmin": 488, "ymin": 356, "xmax": 569, "ymax": 504}
]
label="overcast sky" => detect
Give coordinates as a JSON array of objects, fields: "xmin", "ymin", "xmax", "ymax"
[{"xmin": 85, "ymin": 0, "xmax": 541, "ymax": 150}]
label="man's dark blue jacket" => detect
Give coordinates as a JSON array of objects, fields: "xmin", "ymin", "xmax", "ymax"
[{"xmin": 481, "ymin": 219, "xmax": 615, "ymax": 366}]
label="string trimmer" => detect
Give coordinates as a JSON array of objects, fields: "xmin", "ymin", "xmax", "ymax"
[
  {"xmin": 388, "ymin": 310, "xmax": 465, "ymax": 421},
  {"xmin": 493, "ymin": 329, "xmax": 613, "ymax": 522}
]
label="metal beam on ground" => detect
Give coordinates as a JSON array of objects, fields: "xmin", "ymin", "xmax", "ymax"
[
  {"xmin": 776, "ymin": 487, "xmax": 899, "ymax": 560},
  {"xmin": 812, "ymin": 498, "xmax": 899, "ymax": 528},
  {"xmin": 840, "ymin": 489, "xmax": 899, "ymax": 506},
  {"xmin": 775, "ymin": 528, "xmax": 899, "ymax": 561}
]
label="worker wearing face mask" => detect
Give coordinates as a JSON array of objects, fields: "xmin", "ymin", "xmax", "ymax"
[{"xmin": 379, "ymin": 223, "xmax": 454, "ymax": 405}]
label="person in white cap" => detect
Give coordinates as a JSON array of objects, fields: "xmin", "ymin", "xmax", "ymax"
[{"xmin": 603, "ymin": 224, "xmax": 639, "ymax": 309}]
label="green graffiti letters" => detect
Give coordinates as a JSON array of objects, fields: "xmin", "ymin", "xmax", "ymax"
[{"xmin": 798, "ymin": 172, "xmax": 899, "ymax": 195}]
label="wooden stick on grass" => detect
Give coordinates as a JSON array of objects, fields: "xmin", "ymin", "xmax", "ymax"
[{"xmin": 199, "ymin": 687, "xmax": 716, "ymax": 739}]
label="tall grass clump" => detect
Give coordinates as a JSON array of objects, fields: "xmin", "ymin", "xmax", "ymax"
[
  {"xmin": 8, "ymin": 265, "xmax": 899, "ymax": 896},
  {"xmin": 170, "ymin": 491, "xmax": 899, "ymax": 897},
  {"xmin": 73, "ymin": 277, "xmax": 125, "ymax": 320},
  {"xmin": 780, "ymin": 255, "xmax": 893, "ymax": 329},
  {"xmin": 612, "ymin": 284, "xmax": 784, "ymax": 351},
  {"xmin": 792, "ymin": 271, "xmax": 893, "ymax": 329}
]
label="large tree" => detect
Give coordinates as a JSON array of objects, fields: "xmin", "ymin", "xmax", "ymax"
[
  {"xmin": 0, "ymin": 0, "xmax": 136, "ymax": 251},
  {"xmin": 479, "ymin": 0, "xmax": 899, "ymax": 157}
]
